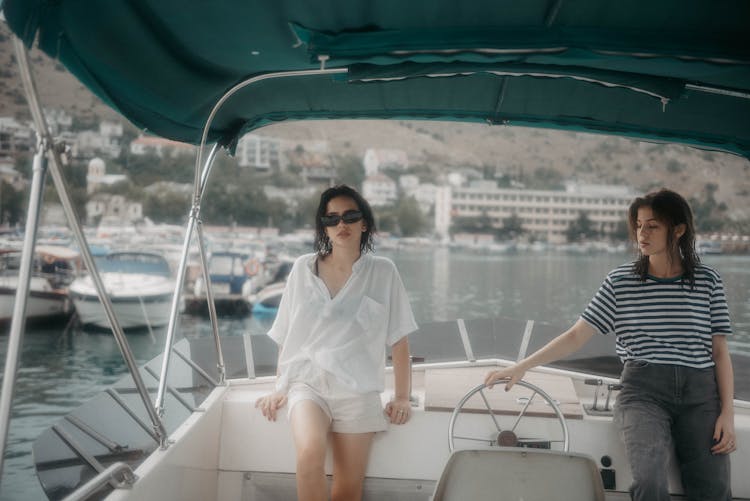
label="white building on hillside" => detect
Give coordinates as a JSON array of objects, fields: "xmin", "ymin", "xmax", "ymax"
[
  {"xmin": 0, "ymin": 117, "xmax": 33, "ymax": 159},
  {"xmin": 130, "ymin": 136, "xmax": 194, "ymax": 158},
  {"xmin": 413, "ymin": 182, "xmax": 437, "ymax": 214},
  {"xmin": 86, "ymin": 157, "xmax": 128, "ymax": 194},
  {"xmin": 435, "ymin": 181, "xmax": 634, "ymax": 243},
  {"xmin": 74, "ymin": 121, "xmax": 123, "ymax": 158},
  {"xmin": 43, "ymin": 108, "xmax": 73, "ymax": 135},
  {"xmin": 362, "ymin": 174, "xmax": 397, "ymax": 207},
  {"xmin": 237, "ymin": 134, "xmax": 281, "ymax": 170},
  {"xmin": 398, "ymin": 175, "xmax": 436, "ymax": 214},
  {"xmin": 363, "ymin": 148, "xmax": 409, "ymax": 176},
  {"xmin": 86, "ymin": 194, "xmax": 142, "ymax": 225}
]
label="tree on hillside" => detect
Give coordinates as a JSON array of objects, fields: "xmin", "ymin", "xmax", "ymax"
[
  {"xmin": 333, "ymin": 154, "xmax": 365, "ymax": 189},
  {"xmin": 143, "ymin": 191, "xmax": 191, "ymax": 224},
  {"xmin": 450, "ymin": 211, "xmax": 494, "ymax": 235},
  {"xmin": 0, "ymin": 181, "xmax": 26, "ymax": 225},
  {"xmin": 611, "ymin": 220, "xmax": 630, "ymax": 242},
  {"xmin": 119, "ymin": 152, "xmax": 193, "ymax": 186},
  {"xmin": 395, "ymin": 196, "xmax": 427, "ymax": 237},
  {"xmin": 566, "ymin": 212, "xmax": 598, "ymax": 242},
  {"xmin": 690, "ymin": 182, "xmax": 727, "ymax": 232},
  {"xmin": 375, "ymin": 207, "xmax": 398, "ymax": 234},
  {"xmin": 496, "ymin": 212, "xmax": 524, "ymax": 240}
]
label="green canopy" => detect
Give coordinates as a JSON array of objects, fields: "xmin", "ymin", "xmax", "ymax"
[{"xmin": 3, "ymin": 0, "xmax": 749, "ymax": 156}]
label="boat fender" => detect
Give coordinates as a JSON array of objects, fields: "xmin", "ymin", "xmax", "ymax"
[{"xmin": 244, "ymin": 258, "xmax": 260, "ymax": 276}]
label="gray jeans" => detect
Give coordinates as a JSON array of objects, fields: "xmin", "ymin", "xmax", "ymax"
[{"xmin": 614, "ymin": 361, "xmax": 731, "ymax": 501}]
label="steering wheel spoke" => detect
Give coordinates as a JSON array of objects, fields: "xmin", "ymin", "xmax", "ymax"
[{"xmin": 448, "ymin": 379, "xmax": 569, "ymax": 453}]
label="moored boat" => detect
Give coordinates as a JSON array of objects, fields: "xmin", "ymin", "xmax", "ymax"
[
  {"xmin": 185, "ymin": 251, "xmax": 257, "ymax": 316},
  {"xmin": 0, "ymin": 245, "xmax": 79, "ymax": 327},
  {"xmin": 68, "ymin": 251, "xmax": 175, "ymax": 330}
]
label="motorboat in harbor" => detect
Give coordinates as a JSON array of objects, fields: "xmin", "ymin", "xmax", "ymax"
[
  {"xmin": 249, "ymin": 281, "xmax": 285, "ymax": 318},
  {"xmin": 248, "ymin": 259, "xmax": 293, "ymax": 318},
  {"xmin": 0, "ymin": 245, "xmax": 79, "ymax": 327},
  {"xmin": 186, "ymin": 251, "xmax": 262, "ymax": 316},
  {"xmin": 68, "ymin": 251, "xmax": 175, "ymax": 330},
  {"xmin": 2, "ymin": 0, "xmax": 749, "ymax": 500}
]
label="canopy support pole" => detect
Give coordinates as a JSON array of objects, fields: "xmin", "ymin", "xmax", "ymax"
[
  {"xmin": 155, "ymin": 143, "xmax": 223, "ymax": 415},
  {"xmin": 155, "ymin": 68, "xmax": 348, "ymax": 414},
  {"xmin": 4, "ymin": 37, "xmax": 169, "ymax": 451},
  {"xmin": 0, "ymin": 131, "xmax": 47, "ymax": 479}
]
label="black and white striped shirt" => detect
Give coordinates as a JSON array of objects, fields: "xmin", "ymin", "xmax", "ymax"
[{"xmin": 581, "ymin": 262, "xmax": 732, "ymax": 368}]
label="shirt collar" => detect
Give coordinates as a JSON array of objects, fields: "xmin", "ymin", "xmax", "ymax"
[
  {"xmin": 305, "ymin": 252, "xmax": 370, "ymax": 274},
  {"xmin": 306, "ymin": 252, "xmax": 371, "ymax": 275}
]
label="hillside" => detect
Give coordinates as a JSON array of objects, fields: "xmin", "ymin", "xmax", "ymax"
[{"xmin": 2, "ymin": 21, "xmax": 749, "ymax": 222}]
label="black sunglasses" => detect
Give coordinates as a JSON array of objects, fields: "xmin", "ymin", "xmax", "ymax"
[{"xmin": 321, "ymin": 210, "xmax": 364, "ymax": 227}]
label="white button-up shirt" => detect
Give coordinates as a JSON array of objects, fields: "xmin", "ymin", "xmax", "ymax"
[{"xmin": 268, "ymin": 252, "xmax": 418, "ymax": 394}]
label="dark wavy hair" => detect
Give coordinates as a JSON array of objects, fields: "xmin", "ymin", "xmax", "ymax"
[
  {"xmin": 628, "ymin": 188, "xmax": 700, "ymax": 286},
  {"xmin": 314, "ymin": 185, "xmax": 376, "ymax": 257}
]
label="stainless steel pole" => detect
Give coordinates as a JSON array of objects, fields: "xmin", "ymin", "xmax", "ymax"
[
  {"xmin": 0, "ymin": 138, "xmax": 47, "ymax": 478},
  {"xmin": 155, "ymin": 144, "xmax": 222, "ymax": 414},
  {"xmin": 9, "ymin": 37, "xmax": 169, "ymax": 447}
]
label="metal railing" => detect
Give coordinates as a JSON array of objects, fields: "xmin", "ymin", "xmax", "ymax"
[{"xmin": 61, "ymin": 462, "xmax": 137, "ymax": 501}]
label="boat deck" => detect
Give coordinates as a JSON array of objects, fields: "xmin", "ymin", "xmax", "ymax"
[
  {"xmin": 30, "ymin": 328, "xmax": 750, "ymax": 500},
  {"xmin": 103, "ymin": 360, "xmax": 750, "ymax": 501}
]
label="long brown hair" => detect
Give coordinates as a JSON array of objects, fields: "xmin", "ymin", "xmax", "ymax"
[
  {"xmin": 628, "ymin": 189, "xmax": 700, "ymax": 286},
  {"xmin": 314, "ymin": 185, "xmax": 376, "ymax": 257}
]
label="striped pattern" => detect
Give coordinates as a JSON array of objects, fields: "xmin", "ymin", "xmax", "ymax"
[{"xmin": 581, "ymin": 263, "xmax": 732, "ymax": 368}]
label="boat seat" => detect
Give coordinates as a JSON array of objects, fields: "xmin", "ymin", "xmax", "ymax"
[{"xmin": 431, "ymin": 448, "xmax": 605, "ymax": 501}]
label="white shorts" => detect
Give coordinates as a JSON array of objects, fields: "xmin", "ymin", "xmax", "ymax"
[{"xmin": 287, "ymin": 369, "xmax": 388, "ymax": 434}]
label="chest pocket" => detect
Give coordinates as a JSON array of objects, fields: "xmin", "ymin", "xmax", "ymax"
[{"xmin": 355, "ymin": 296, "xmax": 386, "ymax": 339}]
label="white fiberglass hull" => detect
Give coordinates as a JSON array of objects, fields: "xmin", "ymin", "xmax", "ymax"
[
  {"xmin": 68, "ymin": 273, "xmax": 175, "ymax": 329},
  {"xmin": 101, "ymin": 362, "xmax": 750, "ymax": 501},
  {"xmin": 0, "ymin": 276, "xmax": 70, "ymax": 324}
]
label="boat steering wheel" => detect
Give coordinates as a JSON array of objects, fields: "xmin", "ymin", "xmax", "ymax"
[{"xmin": 448, "ymin": 379, "xmax": 569, "ymax": 453}]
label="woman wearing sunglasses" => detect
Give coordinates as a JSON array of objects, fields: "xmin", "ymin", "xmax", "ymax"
[{"xmin": 256, "ymin": 184, "xmax": 417, "ymax": 501}]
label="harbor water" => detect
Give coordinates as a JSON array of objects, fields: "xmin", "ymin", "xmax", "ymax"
[{"xmin": 1, "ymin": 249, "xmax": 749, "ymax": 500}]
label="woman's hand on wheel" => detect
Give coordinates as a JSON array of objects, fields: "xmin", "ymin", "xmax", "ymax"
[{"xmin": 484, "ymin": 365, "xmax": 526, "ymax": 391}]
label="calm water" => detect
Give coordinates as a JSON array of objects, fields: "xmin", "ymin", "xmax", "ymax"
[{"xmin": 1, "ymin": 249, "xmax": 748, "ymax": 500}]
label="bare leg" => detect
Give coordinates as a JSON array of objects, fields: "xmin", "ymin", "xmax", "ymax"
[
  {"xmin": 330, "ymin": 432, "xmax": 375, "ymax": 501},
  {"xmin": 290, "ymin": 400, "xmax": 331, "ymax": 501}
]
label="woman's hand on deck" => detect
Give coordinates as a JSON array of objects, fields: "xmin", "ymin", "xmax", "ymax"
[
  {"xmin": 255, "ymin": 392, "xmax": 287, "ymax": 422},
  {"xmin": 385, "ymin": 397, "xmax": 411, "ymax": 425},
  {"xmin": 484, "ymin": 365, "xmax": 526, "ymax": 391}
]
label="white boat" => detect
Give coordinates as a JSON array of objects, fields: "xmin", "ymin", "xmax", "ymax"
[
  {"xmin": 29, "ymin": 318, "xmax": 750, "ymax": 500},
  {"xmin": 68, "ymin": 251, "xmax": 175, "ymax": 330},
  {"xmin": 0, "ymin": 245, "xmax": 79, "ymax": 326},
  {"xmin": 1, "ymin": 0, "xmax": 749, "ymax": 500},
  {"xmin": 249, "ymin": 280, "xmax": 286, "ymax": 317}
]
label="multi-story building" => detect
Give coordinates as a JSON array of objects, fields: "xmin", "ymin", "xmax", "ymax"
[
  {"xmin": 435, "ymin": 181, "xmax": 634, "ymax": 243},
  {"xmin": 362, "ymin": 174, "xmax": 398, "ymax": 207},
  {"xmin": 237, "ymin": 134, "xmax": 280, "ymax": 170},
  {"xmin": 74, "ymin": 121, "xmax": 123, "ymax": 158},
  {"xmin": 363, "ymin": 148, "xmax": 408, "ymax": 176},
  {"xmin": 0, "ymin": 117, "xmax": 33, "ymax": 160},
  {"xmin": 86, "ymin": 194, "xmax": 142, "ymax": 225},
  {"xmin": 399, "ymin": 174, "xmax": 437, "ymax": 214},
  {"xmin": 86, "ymin": 157, "xmax": 128, "ymax": 194}
]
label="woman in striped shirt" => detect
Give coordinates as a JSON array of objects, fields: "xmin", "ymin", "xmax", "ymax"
[{"xmin": 485, "ymin": 188, "xmax": 735, "ymax": 501}]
